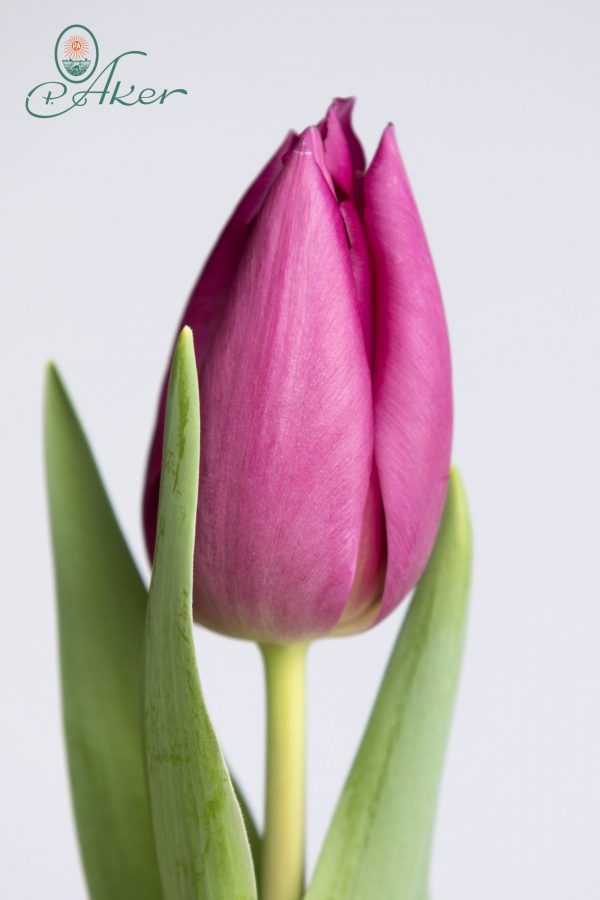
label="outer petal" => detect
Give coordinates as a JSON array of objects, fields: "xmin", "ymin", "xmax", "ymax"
[
  {"xmin": 293, "ymin": 128, "xmax": 336, "ymax": 196},
  {"xmin": 183, "ymin": 130, "xmax": 298, "ymax": 364},
  {"xmin": 194, "ymin": 134, "xmax": 373, "ymax": 642},
  {"xmin": 333, "ymin": 463, "xmax": 385, "ymax": 635},
  {"xmin": 143, "ymin": 131, "xmax": 296, "ymax": 558},
  {"xmin": 364, "ymin": 125, "xmax": 453, "ymax": 623}
]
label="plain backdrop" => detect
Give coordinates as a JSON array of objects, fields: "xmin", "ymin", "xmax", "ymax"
[{"xmin": 1, "ymin": 1, "xmax": 599, "ymax": 897}]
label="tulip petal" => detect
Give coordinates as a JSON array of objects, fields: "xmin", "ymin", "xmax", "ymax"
[
  {"xmin": 333, "ymin": 463, "xmax": 385, "ymax": 636},
  {"xmin": 364, "ymin": 125, "xmax": 453, "ymax": 623},
  {"xmin": 320, "ymin": 107, "xmax": 354, "ymax": 197},
  {"xmin": 292, "ymin": 127, "xmax": 336, "ymax": 196},
  {"xmin": 143, "ymin": 131, "xmax": 297, "ymax": 559},
  {"xmin": 320, "ymin": 98, "xmax": 366, "ymax": 197},
  {"xmin": 340, "ymin": 200, "xmax": 374, "ymax": 366},
  {"xmin": 184, "ymin": 130, "xmax": 298, "ymax": 364},
  {"xmin": 195, "ymin": 145, "xmax": 373, "ymax": 641}
]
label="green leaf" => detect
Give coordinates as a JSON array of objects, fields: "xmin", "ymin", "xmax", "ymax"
[
  {"xmin": 143, "ymin": 327, "xmax": 257, "ymax": 900},
  {"xmin": 232, "ymin": 777, "xmax": 262, "ymax": 890},
  {"xmin": 306, "ymin": 468, "xmax": 472, "ymax": 900},
  {"xmin": 44, "ymin": 366, "xmax": 163, "ymax": 900}
]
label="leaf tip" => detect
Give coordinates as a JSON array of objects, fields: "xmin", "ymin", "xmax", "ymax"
[
  {"xmin": 44, "ymin": 362, "xmax": 66, "ymax": 439},
  {"xmin": 446, "ymin": 466, "xmax": 469, "ymax": 531},
  {"xmin": 177, "ymin": 325, "xmax": 194, "ymax": 352},
  {"xmin": 45, "ymin": 360, "xmax": 62, "ymax": 396}
]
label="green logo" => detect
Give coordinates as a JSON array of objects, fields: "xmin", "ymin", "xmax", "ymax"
[
  {"xmin": 55, "ymin": 25, "xmax": 99, "ymax": 83},
  {"xmin": 26, "ymin": 24, "xmax": 187, "ymax": 118}
]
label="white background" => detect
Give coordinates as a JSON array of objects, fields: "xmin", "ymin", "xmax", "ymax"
[{"xmin": 1, "ymin": 1, "xmax": 599, "ymax": 897}]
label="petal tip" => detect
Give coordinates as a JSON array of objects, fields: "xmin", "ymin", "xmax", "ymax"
[{"xmin": 330, "ymin": 96, "xmax": 356, "ymax": 116}]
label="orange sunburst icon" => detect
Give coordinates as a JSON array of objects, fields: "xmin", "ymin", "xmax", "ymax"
[{"xmin": 63, "ymin": 33, "xmax": 90, "ymax": 61}]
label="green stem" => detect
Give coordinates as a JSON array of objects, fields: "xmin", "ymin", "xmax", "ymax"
[{"xmin": 260, "ymin": 642, "xmax": 308, "ymax": 900}]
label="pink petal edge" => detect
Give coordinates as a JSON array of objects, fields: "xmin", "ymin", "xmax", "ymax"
[{"xmin": 364, "ymin": 124, "xmax": 453, "ymax": 624}]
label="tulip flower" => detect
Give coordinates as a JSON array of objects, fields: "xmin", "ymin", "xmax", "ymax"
[
  {"xmin": 143, "ymin": 98, "xmax": 452, "ymax": 645},
  {"xmin": 46, "ymin": 98, "xmax": 469, "ymax": 900}
]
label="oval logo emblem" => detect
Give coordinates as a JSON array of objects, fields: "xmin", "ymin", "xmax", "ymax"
[{"xmin": 54, "ymin": 25, "xmax": 98, "ymax": 83}]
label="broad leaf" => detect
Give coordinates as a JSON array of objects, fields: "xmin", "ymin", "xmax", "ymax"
[
  {"xmin": 306, "ymin": 468, "xmax": 472, "ymax": 900},
  {"xmin": 44, "ymin": 366, "xmax": 163, "ymax": 900},
  {"xmin": 143, "ymin": 327, "xmax": 257, "ymax": 900}
]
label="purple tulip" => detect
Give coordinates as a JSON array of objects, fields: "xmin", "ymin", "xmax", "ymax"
[{"xmin": 143, "ymin": 99, "xmax": 452, "ymax": 643}]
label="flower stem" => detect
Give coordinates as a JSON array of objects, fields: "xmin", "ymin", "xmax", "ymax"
[{"xmin": 260, "ymin": 641, "xmax": 308, "ymax": 900}]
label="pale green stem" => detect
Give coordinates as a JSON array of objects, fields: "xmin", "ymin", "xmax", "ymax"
[{"xmin": 260, "ymin": 642, "xmax": 308, "ymax": 900}]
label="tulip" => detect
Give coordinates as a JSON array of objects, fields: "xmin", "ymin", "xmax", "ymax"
[{"xmin": 143, "ymin": 98, "xmax": 452, "ymax": 645}]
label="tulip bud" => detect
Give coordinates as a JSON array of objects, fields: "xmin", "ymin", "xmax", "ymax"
[{"xmin": 143, "ymin": 98, "xmax": 452, "ymax": 643}]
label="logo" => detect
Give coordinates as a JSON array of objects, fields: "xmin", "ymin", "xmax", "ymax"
[
  {"xmin": 26, "ymin": 24, "xmax": 187, "ymax": 118},
  {"xmin": 56, "ymin": 25, "xmax": 98, "ymax": 82}
]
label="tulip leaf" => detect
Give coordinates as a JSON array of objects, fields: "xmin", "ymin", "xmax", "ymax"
[
  {"xmin": 233, "ymin": 779, "xmax": 262, "ymax": 889},
  {"xmin": 44, "ymin": 366, "xmax": 163, "ymax": 900},
  {"xmin": 306, "ymin": 468, "xmax": 471, "ymax": 900},
  {"xmin": 143, "ymin": 327, "xmax": 257, "ymax": 900}
]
